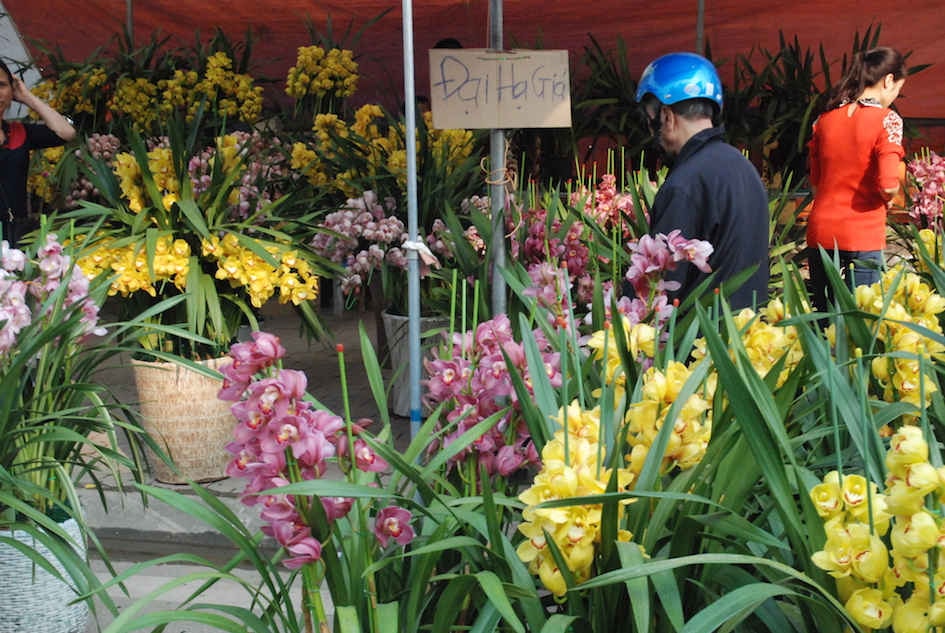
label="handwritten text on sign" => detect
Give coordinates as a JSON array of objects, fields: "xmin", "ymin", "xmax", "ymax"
[{"xmin": 429, "ymin": 49, "xmax": 571, "ymax": 129}]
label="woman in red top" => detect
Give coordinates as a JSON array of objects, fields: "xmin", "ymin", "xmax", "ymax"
[{"xmin": 806, "ymin": 47, "xmax": 906, "ymax": 313}]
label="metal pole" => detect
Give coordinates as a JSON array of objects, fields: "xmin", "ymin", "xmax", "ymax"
[
  {"xmin": 696, "ymin": 0, "xmax": 705, "ymax": 55},
  {"xmin": 126, "ymin": 0, "xmax": 134, "ymax": 47},
  {"xmin": 489, "ymin": 0, "xmax": 507, "ymax": 315},
  {"xmin": 401, "ymin": 0, "xmax": 423, "ymax": 438}
]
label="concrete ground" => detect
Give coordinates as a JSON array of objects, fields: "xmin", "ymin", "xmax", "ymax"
[{"xmin": 80, "ymin": 303, "xmax": 413, "ymax": 632}]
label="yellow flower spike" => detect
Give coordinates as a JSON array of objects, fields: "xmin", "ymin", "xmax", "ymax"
[
  {"xmin": 844, "ymin": 588, "xmax": 894, "ymax": 630},
  {"xmin": 891, "ymin": 511, "xmax": 939, "ymax": 558}
]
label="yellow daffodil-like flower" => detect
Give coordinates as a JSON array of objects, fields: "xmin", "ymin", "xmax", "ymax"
[
  {"xmin": 812, "ymin": 471, "xmax": 889, "ymax": 534},
  {"xmin": 887, "ymin": 425, "xmax": 930, "ymax": 476},
  {"xmin": 885, "ymin": 477, "xmax": 928, "ymax": 518},
  {"xmin": 812, "ymin": 521, "xmax": 856, "ymax": 578},
  {"xmin": 76, "ymin": 235, "xmax": 190, "ymax": 297},
  {"xmin": 691, "ymin": 300, "xmax": 802, "ymax": 389},
  {"xmin": 810, "ymin": 478, "xmax": 843, "ymax": 519},
  {"xmin": 892, "ymin": 551, "xmax": 930, "ymax": 585},
  {"xmin": 584, "ymin": 318, "xmax": 657, "ymax": 397},
  {"xmin": 625, "ymin": 361, "xmax": 712, "ymax": 475},
  {"xmin": 890, "ymin": 511, "xmax": 939, "ymax": 559},
  {"xmin": 846, "ymin": 523, "xmax": 889, "ymax": 583},
  {"xmin": 351, "ymin": 103, "xmax": 385, "ymax": 139},
  {"xmin": 844, "ymin": 587, "xmax": 894, "ymax": 630},
  {"xmin": 200, "ymin": 234, "xmax": 319, "ymax": 308},
  {"xmin": 903, "ymin": 461, "xmax": 940, "ymax": 497},
  {"xmin": 851, "ymin": 265, "xmax": 945, "ymax": 413},
  {"xmin": 839, "ymin": 473, "xmax": 871, "ymax": 510},
  {"xmin": 161, "ymin": 193, "xmax": 179, "ymax": 211},
  {"xmin": 517, "ymin": 402, "xmax": 635, "ymax": 597}
]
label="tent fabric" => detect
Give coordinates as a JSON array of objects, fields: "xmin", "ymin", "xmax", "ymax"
[{"xmin": 5, "ymin": 1, "xmax": 945, "ymax": 128}]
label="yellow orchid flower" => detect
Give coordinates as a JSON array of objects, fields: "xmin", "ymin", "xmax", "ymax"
[{"xmin": 845, "ymin": 587, "xmax": 894, "ymax": 630}]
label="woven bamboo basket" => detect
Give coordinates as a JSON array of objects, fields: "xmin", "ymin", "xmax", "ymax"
[
  {"xmin": 132, "ymin": 356, "xmax": 234, "ymax": 484},
  {"xmin": 0, "ymin": 517, "xmax": 89, "ymax": 633}
]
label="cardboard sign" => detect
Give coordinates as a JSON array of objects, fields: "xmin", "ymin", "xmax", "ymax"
[{"xmin": 429, "ymin": 48, "xmax": 571, "ymax": 130}]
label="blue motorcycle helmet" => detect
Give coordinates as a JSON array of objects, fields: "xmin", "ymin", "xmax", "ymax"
[{"xmin": 636, "ymin": 52, "xmax": 723, "ymax": 111}]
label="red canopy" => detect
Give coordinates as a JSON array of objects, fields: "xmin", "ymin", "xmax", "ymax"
[{"xmin": 7, "ymin": 1, "xmax": 945, "ymax": 129}]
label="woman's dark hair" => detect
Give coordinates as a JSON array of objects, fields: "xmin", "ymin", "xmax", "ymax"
[{"xmin": 827, "ymin": 46, "xmax": 905, "ymax": 109}]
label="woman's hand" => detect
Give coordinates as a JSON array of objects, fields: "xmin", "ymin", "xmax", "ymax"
[
  {"xmin": 10, "ymin": 75, "xmax": 32, "ymax": 104},
  {"xmin": 12, "ymin": 76, "xmax": 76, "ymax": 142}
]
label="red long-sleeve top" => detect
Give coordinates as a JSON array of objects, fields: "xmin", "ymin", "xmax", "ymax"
[{"xmin": 806, "ymin": 102, "xmax": 904, "ymax": 251}]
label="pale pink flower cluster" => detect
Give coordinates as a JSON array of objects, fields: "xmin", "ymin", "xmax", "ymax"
[
  {"xmin": 219, "ymin": 332, "xmax": 414, "ymax": 569},
  {"xmin": 312, "ymin": 192, "xmax": 459, "ymax": 298},
  {"xmin": 569, "ymin": 174, "xmax": 640, "ymax": 238},
  {"xmin": 0, "ymin": 235, "xmax": 105, "ymax": 355},
  {"xmin": 310, "ymin": 191, "xmax": 406, "ymax": 296},
  {"xmin": 516, "ymin": 205, "xmax": 595, "ymax": 320},
  {"xmin": 423, "ymin": 314, "xmax": 561, "ymax": 479},
  {"xmin": 907, "ymin": 150, "xmax": 945, "ymax": 229},
  {"xmin": 522, "ymin": 262, "xmax": 587, "ymax": 330},
  {"xmin": 586, "ymin": 230, "xmax": 714, "ymax": 330}
]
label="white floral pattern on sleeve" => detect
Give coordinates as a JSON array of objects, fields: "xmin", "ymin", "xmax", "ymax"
[{"xmin": 883, "ymin": 110, "xmax": 903, "ymax": 145}]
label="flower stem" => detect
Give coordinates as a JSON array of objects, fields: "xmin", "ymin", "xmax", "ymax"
[
  {"xmin": 338, "ymin": 344, "xmax": 357, "ymax": 474},
  {"xmin": 337, "ymin": 344, "xmax": 352, "ymax": 425},
  {"xmin": 302, "ymin": 562, "xmax": 330, "ymax": 633}
]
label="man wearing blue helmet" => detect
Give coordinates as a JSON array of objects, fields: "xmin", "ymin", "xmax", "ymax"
[{"xmin": 636, "ymin": 52, "xmax": 769, "ymax": 310}]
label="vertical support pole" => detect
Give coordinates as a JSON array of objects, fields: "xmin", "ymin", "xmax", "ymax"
[
  {"xmin": 401, "ymin": 0, "xmax": 423, "ymax": 438},
  {"xmin": 489, "ymin": 0, "xmax": 507, "ymax": 315}
]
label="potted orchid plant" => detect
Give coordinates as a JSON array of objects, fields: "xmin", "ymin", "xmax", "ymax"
[
  {"xmin": 52, "ymin": 113, "xmax": 333, "ymax": 483},
  {"xmin": 0, "ymin": 220, "xmax": 155, "ymax": 630}
]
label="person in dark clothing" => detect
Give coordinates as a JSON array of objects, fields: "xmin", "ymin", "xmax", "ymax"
[
  {"xmin": 0, "ymin": 60, "xmax": 76, "ymax": 247},
  {"xmin": 636, "ymin": 52, "xmax": 769, "ymax": 310}
]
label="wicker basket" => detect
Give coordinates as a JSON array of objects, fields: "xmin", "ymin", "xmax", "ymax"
[
  {"xmin": 132, "ymin": 356, "xmax": 235, "ymax": 484},
  {"xmin": 0, "ymin": 517, "xmax": 89, "ymax": 633}
]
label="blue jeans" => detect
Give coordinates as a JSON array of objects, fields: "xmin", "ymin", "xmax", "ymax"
[{"xmin": 808, "ymin": 249, "xmax": 883, "ymax": 313}]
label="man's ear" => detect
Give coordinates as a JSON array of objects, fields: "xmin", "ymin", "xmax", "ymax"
[{"xmin": 660, "ymin": 105, "xmax": 674, "ymax": 129}]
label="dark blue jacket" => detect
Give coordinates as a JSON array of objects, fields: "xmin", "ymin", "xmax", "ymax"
[{"xmin": 649, "ymin": 126, "xmax": 769, "ymax": 309}]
